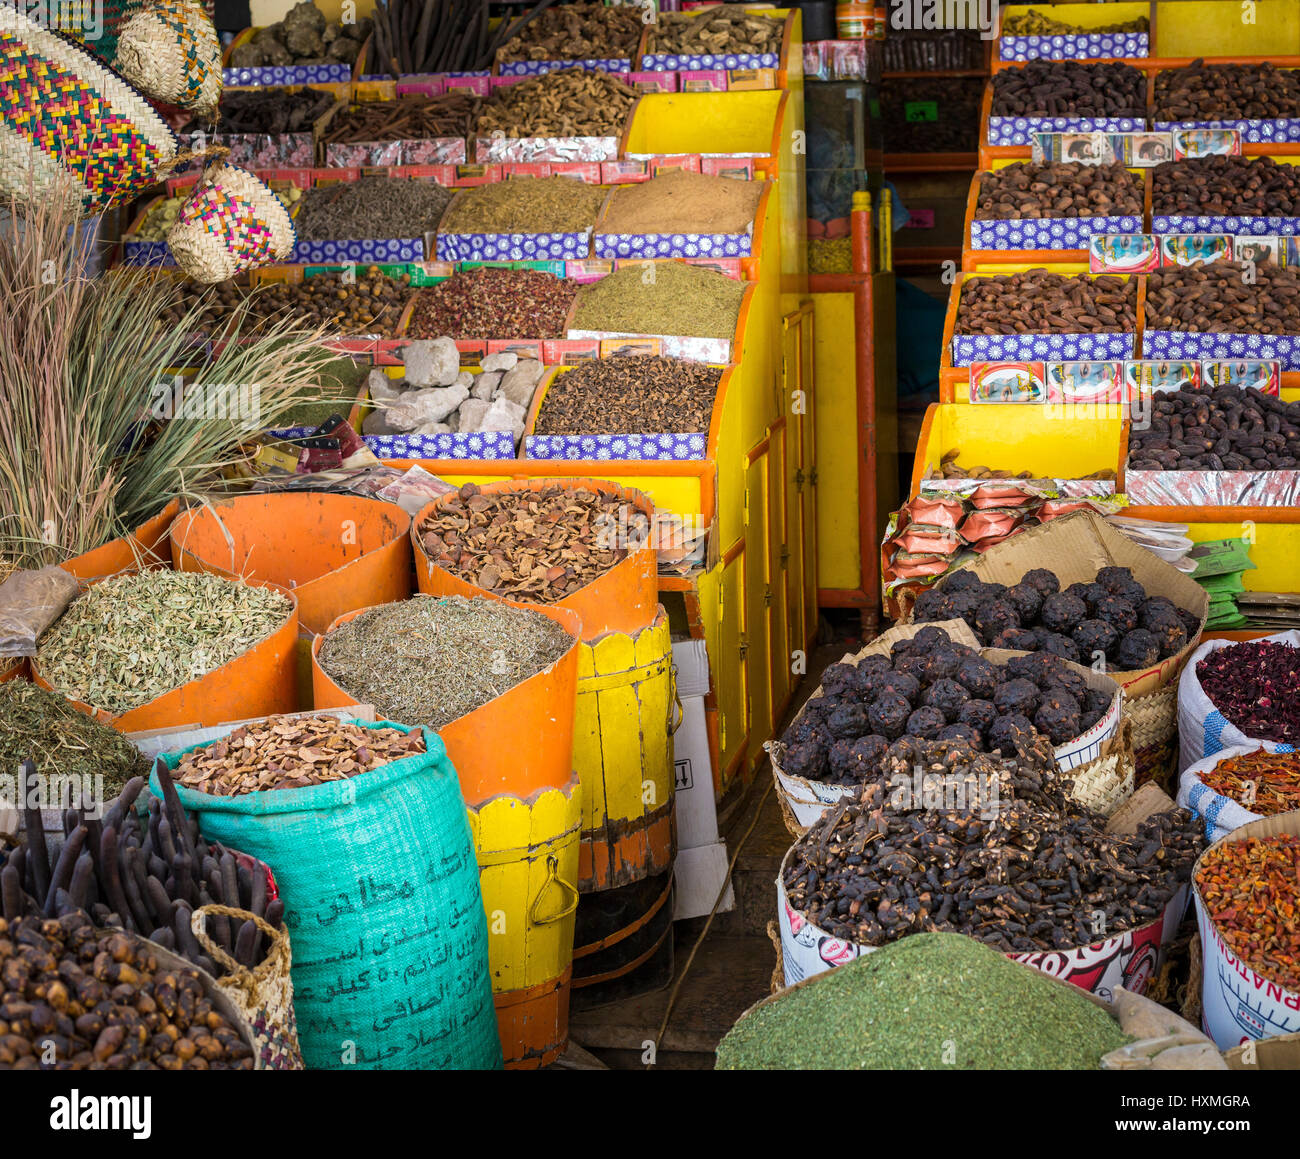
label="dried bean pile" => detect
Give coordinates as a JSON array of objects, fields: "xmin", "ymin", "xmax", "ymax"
[
  {"xmin": 1196, "ymin": 835, "xmax": 1300, "ymax": 991},
  {"xmin": 1145, "ymin": 264, "xmax": 1300, "ymax": 335},
  {"xmin": 571, "ymin": 260, "xmax": 746, "ymax": 339},
  {"xmin": 598, "ymin": 169, "xmax": 764, "ymax": 236},
  {"xmin": 440, "ymin": 175, "xmax": 607, "ymax": 235},
  {"xmin": 782, "ymin": 735, "xmax": 1205, "ymax": 952},
  {"xmin": 417, "ymin": 482, "xmax": 636, "ymax": 602},
  {"xmin": 174, "ymin": 716, "xmax": 425, "ymax": 796},
  {"xmin": 321, "ymin": 92, "xmax": 481, "ymax": 144},
  {"xmin": 1129, "ymin": 386, "xmax": 1300, "ymax": 471},
  {"xmin": 646, "ymin": 9, "xmax": 784, "ymax": 55},
  {"xmin": 1151, "ymin": 155, "xmax": 1300, "ymax": 217},
  {"xmin": 474, "ymin": 68, "xmax": 637, "ymax": 138},
  {"xmin": 1200, "ymin": 750, "xmax": 1300, "ymax": 817},
  {"xmin": 1196, "ymin": 640, "xmax": 1300, "ymax": 744},
  {"xmin": 1155, "ymin": 60, "xmax": 1300, "ymax": 122},
  {"xmin": 146, "ymin": 275, "xmax": 242, "ymax": 332},
  {"xmin": 2, "ymin": 767, "xmax": 283, "ymax": 976},
  {"xmin": 497, "ymin": 1, "xmax": 642, "ymax": 62},
  {"xmin": 316, "ymin": 595, "xmax": 575, "ymax": 728},
  {"xmin": 534, "ymin": 356, "xmax": 724, "ymax": 435},
  {"xmin": 955, "ymin": 271, "xmax": 1137, "ymax": 335},
  {"xmin": 293, "ymin": 176, "xmax": 454, "ymax": 241},
  {"xmin": 246, "ymin": 267, "xmax": 416, "ymax": 336},
  {"xmin": 0, "ymin": 913, "xmax": 256, "ymax": 1069},
  {"xmin": 975, "ymin": 161, "xmax": 1143, "ymax": 220},
  {"xmin": 778, "ymin": 626, "xmax": 1114, "ymax": 788},
  {"xmin": 990, "ymin": 60, "xmax": 1147, "ymax": 118},
  {"xmin": 209, "ymin": 87, "xmax": 334, "ymax": 134},
  {"xmin": 1003, "ymin": 9, "xmax": 1148, "ymax": 34},
  {"xmin": 912, "ymin": 566, "xmax": 1201, "ymax": 673},
  {"xmin": 406, "ymin": 266, "xmax": 576, "ymax": 338}
]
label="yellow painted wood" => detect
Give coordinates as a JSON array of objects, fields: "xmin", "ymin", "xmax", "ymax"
[
  {"xmin": 767, "ymin": 424, "xmax": 792, "ymax": 721},
  {"xmin": 1154, "ymin": 0, "xmax": 1300, "ymax": 57},
  {"xmin": 467, "ymin": 776, "xmax": 582, "ymax": 994},
  {"xmin": 1181, "ymin": 522, "xmax": 1300, "ymax": 592},
  {"xmin": 812, "ymin": 291, "xmax": 861, "ymax": 591},
  {"xmin": 746, "ymin": 451, "xmax": 773, "ymax": 765},
  {"xmin": 625, "ymin": 90, "xmax": 786, "ymax": 156},
  {"xmin": 698, "ymin": 553, "xmax": 750, "ymax": 788}
]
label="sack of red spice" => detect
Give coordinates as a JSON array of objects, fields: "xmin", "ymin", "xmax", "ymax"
[
  {"xmin": 1176, "ymin": 630, "xmax": 1300, "ymax": 772},
  {"xmin": 1176, "ymin": 744, "xmax": 1299, "ymax": 843}
]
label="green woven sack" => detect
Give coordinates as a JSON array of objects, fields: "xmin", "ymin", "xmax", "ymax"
[{"xmin": 153, "ymin": 719, "xmax": 503, "ymax": 1071}]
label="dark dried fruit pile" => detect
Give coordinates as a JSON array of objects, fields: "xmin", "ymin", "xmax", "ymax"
[
  {"xmin": 205, "ymin": 87, "xmax": 335, "ymax": 134},
  {"xmin": 417, "ymin": 482, "xmax": 638, "ymax": 602},
  {"xmin": 474, "ymin": 68, "xmax": 637, "ymax": 139},
  {"xmin": 1129, "ymin": 385, "xmax": 1300, "ymax": 471},
  {"xmin": 243, "ymin": 267, "xmax": 415, "ymax": 337},
  {"xmin": 406, "ymin": 266, "xmax": 577, "ymax": 339},
  {"xmin": 321, "ymin": 92, "xmax": 481, "ymax": 143},
  {"xmin": 1151, "ymin": 155, "xmax": 1300, "ymax": 218},
  {"xmin": 534, "ymin": 356, "xmax": 723, "ymax": 435},
  {"xmin": 0, "ymin": 912, "xmax": 256, "ymax": 1069},
  {"xmin": 990, "ymin": 59, "xmax": 1147, "ymax": 118},
  {"xmin": 1155, "ymin": 60, "xmax": 1300, "ymax": 122},
  {"xmin": 912, "ymin": 566, "xmax": 1201, "ymax": 672},
  {"xmin": 782, "ymin": 735, "xmax": 1205, "ymax": 953},
  {"xmin": 496, "ymin": 1, "xmax": 643, "ymax": 62},
  {"xmin": 777, "ymin": 625, "xmax": 1115, "ymax": 787},
  {"xmin": 1145, "ymin": 264, "xmax": 1300, "ymax": 335},
  {"xmin": 956, "ymin": 271, "xmax": 1137, "ymax": 335},
  {"xmin": 1196, "ymin": 640, "xmax": 1300, "ymax": 744},
  {"xmin": 974, "ymin": 161, "xmax": 1143, "ymax": 220}
]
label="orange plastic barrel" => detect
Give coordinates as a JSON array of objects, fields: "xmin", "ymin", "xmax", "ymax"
[
  {"xmin": 170, "ymin": 493, "xmax": 412, "ymax": 635},
  {"xmin": 311, "ymin": 599, "xmax": 583, "ymax": 804},
  {"xmin": 410, "ymin": 479, "xmax": 657, "ymax": 641},
  {"xmin": 31, "ymin": 580, "xmax": 299, "ymax": 733},
  {"xmin": 0, "ymin": 659, "xmax": 27, "ymax": 684},
  {"xmin": 60, "ymin": 498, "xmax": 180, "ymax": 581}
]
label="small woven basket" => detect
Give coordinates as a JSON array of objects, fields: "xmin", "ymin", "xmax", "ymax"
[
  {"xmin": 1128, "ymin": 679, "xmax": 1179, "ymax": 794},
  {"xmin": 1066, "ymin": 718, "xmax": 1136, "ymax": 818},
  {"xmin": 167, "ymin": 158, "xmax": 296, "ymax": 282},
  {"xmin": 115, "ymin": 0, "xmax": 222, "ymax": 116}
]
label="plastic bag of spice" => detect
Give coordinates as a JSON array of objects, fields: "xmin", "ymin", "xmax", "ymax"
[
  {"xmin": 1177, "ymin": 744, "xmax": 1299, "ymax": 842},
  {"xmin": 1176, "ymin": 631, "xmax": 1300, "ymax": 772},
  {"xmin": 0, "ymin": 566, "xmax": 80, "ymax": 658}
]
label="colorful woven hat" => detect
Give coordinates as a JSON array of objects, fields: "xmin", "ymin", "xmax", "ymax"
[
  {"xmin": 114, "ymin": 1, "xmax": 222, "ymax": 116},
  {"xmin": 167, "ymin": 157, "xmax": 296, "ymax": 283},
  {"xmin": 0, "ymin": 3, "xmax": 179, "ymax": 214}
]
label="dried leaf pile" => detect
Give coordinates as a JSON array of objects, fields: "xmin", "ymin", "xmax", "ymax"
[{"xmin": 173, "ymin": 715, "xmax": 425, "ymax": 796}]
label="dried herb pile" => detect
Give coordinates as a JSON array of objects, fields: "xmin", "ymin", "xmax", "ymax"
[
  {"xmin": 535, "ymin": 356, "xmax": 723, "ymax": 435},
  {"xmin": 36, "ymin": 572, "xmax": 292, "ymax": 715},
  {"xmin": 293, "ymin": 176, "xmax": 454, "ymax": 240},
  {"xmin": 1196, "ymin": 640, "xmax": 1300, "ymax": 744},
  {"xmin": 440, "ymin": 176, "xmax": 607, "ymax": 235},
  {"xmin": 1200, "ymin": 750, "xmax": 1300, "ymax": 816},
  {"xmin": 317, "ymin": 595, "xmax": 574, "ymax": 728},
  {"xmin": 474, "ymin": 68, "xmax": 637, "ymax": 138},
  {"xmin": 598, "ymin": 170, "xmax": 764, "ymax": 236},
  {"xmin": 571, "ymin": 260, "xmax": 747, "ymax": 339},
  {"xmin": 406, "ymin": 266, "xmax": 577, "ymax": 338}
]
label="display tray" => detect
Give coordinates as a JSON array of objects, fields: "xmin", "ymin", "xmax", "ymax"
[
  {"xmin": 970, "ymin": 214, "xmax": 1143, "ymax": 250},
  {"xmin": 594, "ymin": 228, "xmax": 753, "ymax": 259},
  {"xmin": 324, "ymin": 138, "xmax": 467, "ymax": 167},
  {"xmin": 223, "ymin": 63, "xmax": 351, "ymax": 86},
  {"xmin": 639, "ymin": 51, "xmax": 780, "ymax": 72},
  {"xmin": 364, "ymin": 431, "xmax": 518, "ymax": 459},
  {"xmin": 987, "ymin": 116, "xmax": 1146, "ymax": 148},
  {"xmin": 290, "ymin": 237, "xmax": 427, "ymax": 263},
  {"xmin": 473, "ymin": 135, "xmax": 622, "ymax": 164},
  {"xmin": 217, "ymin": 131, "xmax": 314, "ymax": 169},
  {"xmin": 999, "ymin": 31, "xmax": 1148, "ymax": 62},
  {"xmin": 437, "ymin": 229, "xmax": 592, "ymax": 261},
  {"xmin": 1153, "ymin": 118, "xmax": 1300, "ymax": 145},
  {"xmin": 1151, "ymin": 214, "xmax": 1300, "ymax": 237},
  {"xmin": 497, "ymin": 58, "xmax": 632, "ymax": 76},
  {"xmin": 1142, "ymin": 330, "xmax": 1300, "ymax": 372}
]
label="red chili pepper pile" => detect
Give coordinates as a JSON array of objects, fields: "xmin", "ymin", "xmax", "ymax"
[
  {"xmin": 1196, "ymin": 834, "xmax": 1300, "ymax": 991},
  {"xmin": 406, "ymin": 266, "xmax": 576, "ymax": 339},
  {"xmin": 1196, "ymin": 640, "xmax": 1300, "ymax": 745},
  {"xmin": 1201, "ymin": 750, "xmax": 1300, "ymax": 816}
]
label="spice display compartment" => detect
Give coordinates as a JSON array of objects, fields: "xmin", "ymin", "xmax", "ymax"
[
  {"xmin": 621, "ymin": 90, "xmax": 787, "ymax": 173},
  {"xmin": 207, "ymin": 83, "xmax": 349, "ymax": 170},
  {"xmin": 978, "ymin": 74, "xmax": 1147, "ymax": 149},
  {"xmin": 221, "ymin": 24, "xmax": 360, "ymax": 88},
  {"xmin": 435, "ymin": 186, "xmax": 606, "ymax": 263},
  {"xmin": 1150, "ymin": 153, "xmax": 1300, "ymax": 236},
  {"xmin": 472, "ymin": 95, "xmax": 642, "ymax": 166},
  {"xmin": 313, "ymin": 97, "xmax": 469, "ymax": 168},
  {"xmin": 592, "ymin": 180, "xmax": 770, "ymax": 261},
  {"xmin": 638, "ymin": 8, "xmax": 795, "ymax": 86},
  {"xmin": 996, "ymin": 2, "xmax": 1152, "ymax": 64}
]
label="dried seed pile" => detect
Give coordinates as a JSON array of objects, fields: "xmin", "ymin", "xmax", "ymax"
[
  {"xmin": 647, "ymin": 9, "xmax": 784, "ymax": 55},
  {"xmin": 417, "ymin": 482, "xmax": 635, "ymax": 602},
  {"xmin": 245, "ymin": 267, "xmax": 416, "ymax": 336},
  {"xmin": 406, "ymin": 266, "xmax": 577, "ymax": 338},
  {"xmin": 474, "ymin": 68, "xmax": 637, "ymax": 138},
  {"xmin": 1200, "ymin": 750, "xmax": 1300, "ymax": 816},
  {"xmin": 316, "ymin": 595, "xmax": 575, "ymax": 729},
  {"xmin": 0, "ymin": 681, "xmax": 148, "ymax": 802},
  {"xmin": 715, "ymin": 932, "xmax": 1131, "ymax": 1070},
  {"xmin": 955, "ymin": 271, "xmax": 1137, "ymax": 335},
  {"xmin": 974, "ymin": 161, "xmax": 1143, "ymax": 220},
  {"xmin": 1151, "ymin": 155, "xmax": 1300, "ymax": 217},
  {"xmin": 1155, "ymin": 60, "xmax": 1300, "ymax": 122},
  {"xmin": 1128, "ymin": 386, "xmax": 1300, "ymax": 471},
  {"xmin": 571, "ymin": 260, "xmax": 747, "ymax": 339},
  {"xmin": 209, "ymin": 87, "xmax": 335, "ymax": 134},
  {"xmin": 1196, "ymin": 835, "xmax": 1300, "ymax": 991},
  {"xmin": 173, "ymin": 715, "xmax": 425, "ymax": 796},
  {"xmin": 1003, "ymin": 9, "xmax": 1148, "ymax": 34},
  {"xmin": 598, "ymin": 169, "xmax": 764, "ymax": 236},
  {"xmin": 35, "ymin": 572, "xmax": 293, "ymax": 715},
  {"xmin": 440, "ymin": 176, "xmax": 607, "ymax": 235},
  {"xmin": 1145, "ymin": 264, "xmax": 1300, "ymax": 335},
  {"xmin": 293, "ymin": 176, "xmax": 454, "ymax": 241},
  {"xmin": 782, "ymin": 735, "xmax": 1205, "ymax": 952},
  {"xmin": 534, "ymin": 356, "xmax": 723, "ymax": 435},
  {"xmin": 1196, "ymin": 640, "xmax": 1300, "ymax": 744},
  {"xmin": 990, "ymin": 60, "xmax": 1147, "ymax": 118},
  {"xmin": 497, "ymin": 1, "xmax": 642, "ymax": 62},
  {"xmin": 144, "ymin": 274, "xmax": 241, "ymax": 332},
  {"xmin": 0, "ymin": 913, "xmax": 256, "ymax": 1070},
  {"xmin": 321, "ymin": 92, "xmax": 481, "ymax": 144}
]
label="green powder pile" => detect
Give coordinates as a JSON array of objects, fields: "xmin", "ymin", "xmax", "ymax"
[
  {"xmin": 716, "ymin": 933, "xmax": 1131, "ymax": 1070},
  {"xmin": 571, "ymin": 260, "xmax": 747, "ymax": 340}
]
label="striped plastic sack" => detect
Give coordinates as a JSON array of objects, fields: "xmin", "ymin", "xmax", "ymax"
[{"xmin": 1175, "ymin": 744, "xmax": 1290, "ymax": 843}]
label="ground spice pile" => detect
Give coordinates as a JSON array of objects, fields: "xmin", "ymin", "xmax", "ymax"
[
  {"xmin": 571, "ymin": 260, "xmax": 746, "ymax": 339},
  {"xmin": 535, "ymin": 356, "xmax": 723, "ymax": 434},
  {"xmin": 597, "ymin": 170, "xmax": 763, "ymax": 236},
  {"xmin": 406, "ymin": 266, "xmax": 577, "ymax": 338},
  {"xmin": 440, "ymin": 176, "xmax": 607, "ymax": 235}
]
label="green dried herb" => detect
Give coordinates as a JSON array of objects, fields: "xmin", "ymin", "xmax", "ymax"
[
  {"xmin": 571, "ymin": 260, "xmax": 746, "ymax": 339},
  {"xmin": 36, "ymin": 572, "xmax": 293, "ymax": 715},
  {"xmin": 440, "ymin": 176, "xmax": 607, "ymax": 235}
]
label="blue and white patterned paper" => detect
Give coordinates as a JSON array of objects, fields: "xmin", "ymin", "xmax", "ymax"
[
  {"xmin": 1000, "ymin": 32, "xmax": 1148, "ymax": 62},
  {"xmin": 122, "ymin": 239, "xmax": 174, "ymax": 266},
  {"xmin": 525, "ymin": 432, "xmax": 709, "ymax": 461},
  {"xmin": 498, "ymin": 59, "xmax": 631, "ymax": 76},
  {"xmin": 951, "ymin": 332, "xmax": 1134, "ymax": 367},
  {"xmin": 437, "ymin": 230, "xmax": 592, "ymax": 261},
  {"xmin": 970, "ymin": 214, "xmax": 1142, "ymax": 250},
  {"xmin": 594, "ymin": 231, "xmax": 752, "ymax": 259},
  {"xmin": 223, "ymin": 63, "xmax": 351, "ymax": 86},
  {"xmin": 1152, "ymin": 214, "xmax": 1300, "ymax": 237},
  {"xmin": 364, "ymin": 431, "xmax": 518, "ymax": 459},
  {"xmin": 291, "ymin": 238, "xmax": 428, "ymax": 264},
  {"xmin": 1143, "ymin": 330, "xmax": 1300, "ymax": 371},
  {"xmin": 987, "ymin": 116, "xmax": 1145, "ymax": 147},
  {"xmin": 1154, "ymin": 118, "xmax": 1300, "ymax": 144},
  {"xmin": 640, "ymin": 51, "xmax": 779, "ymax": 72}
]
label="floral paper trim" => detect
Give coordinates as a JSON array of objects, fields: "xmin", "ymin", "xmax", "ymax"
[
  {"xmin": 1143, "ymin": 329, "xmax": 1300, "ymax": 371},
  {"xmin": 951, "ymin": 331, "xmax": 1134, "ymax": 367},
  {"xmin": 987, "ymin": 115, "xmax": 1145, "ymax": 147},
  {"xmin": 525, "ymin": 432, "xmax": 708, "ymax": 460},
  {"xmin": 1000, "ymin": 32, "xmax": 1148, "ymax": 62},
  {"xmin": 437, "ymin": 230, "xmax": 591, "ymax": 261},
  {"xmin": 971, "ymin": 214, "xmax": 1142, "ymax": 250}
]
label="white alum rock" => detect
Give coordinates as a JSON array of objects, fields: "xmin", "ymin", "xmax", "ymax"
[
  {"xmin": 479, "ymin": 396, "xmax": 526, "ymax": 442},
  {"xmin": 455, "ymin": 398, "xmax": 491, "ymax": 433},
  {"xmin": 497, "ymin": 359, "xmax": 544, "ymax": 408},
  {"xmin": 366, "ymin": 367, "xmax": 404, "ymax": 405},
  {"xmin": 403, "ymin": 337, "xmax": 461, "ymax": 387},
  {"xmin": 481, "ymin": 351, "xmax": 518, "ymax": 373},
  {"xmin": 471, "ymin": 370, "xmax": 501, "ymax": 401},
  {"xmin": 387, "ymin": 384, "xmax": 469, "ymax": 431}
]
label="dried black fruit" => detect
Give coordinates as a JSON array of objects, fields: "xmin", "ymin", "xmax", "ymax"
[
  {"xmin": 927, "ymin": 645, "xmax": 963, "ymax": 682},
  {"xmin": 1096, "ymin": 566, "xmax": 1136, "ymax": 593},
  {"xmin": 1116, "ymin": 629, "xmax": 1161, "ymax": 669},
  {"xmin": 991, "ymin": 628, "xmax": 1041, "ymax": 651},
  {"xmin": 943, "ymin": 570, "xmax": 983, "ymax": 593},
  {"xmin": 783, "ymin": 741, "xmax": 828, "ymax": 780},
  {"xmin": 1040, "ymin": 592, "xmax": 1088, "ymax": 634},
  {"xmin": 1177, "ymin": 606, "xmax": 1202, "ymax": 640},
  {"xmin": 890, "ymin": 639, "xmax": 916, "ymax": 663},
  {"xmin": 1038, "ymin": 632, "xmax": 1082, "ymax": 664},
  {"xmin": 879, "ymin": 672, "xmax": 921, "ymax": 704},
  {"xmin": 828, "ymin": 735, "xmax": 890, "ymax": 782},
  {"xmin": 894, "ymin": 652, "xmax": 932, "ymax": 683},
  {"xmin": 905, "ymin": 706, "xmax": 948, "ymax": 739},
  {"xmin": 923, "ymin": 678, "xmax": 971, "ymax": 722},
  {"xmin": 955, "ymin": 656, "xmax": 999, "ymax": 699},
  {"xmin": 1034, "ymin": 687, "xmax": 1082, "ymax": 744},
  {"xmin": 987, "ymin": 713, "xmax": 1035, "ymax": 756},
  {"xmin": 868, "ymin": 691, "xmax": 912, "ymax": 740},
  {"xmin": 958, "ymin": 698, "xmax": 999, "ymax": 734},
  {"xmin": 1037, "ymin": 658, "xmax": 1088, "ymax": 703},
  {"xmin": 1022, "ymin": 568, "xmax": 1060, "ymax": 596},
  {"xmin": 781, "ymin": 714, "xmax": 827, "ymax": 749},
  {"xmin": 912, "ymin": 626, "xmax": 954, "ymax": 650},
  {"xmin": 993, "ymin": 678, "xmax": 1040, "ymax": 716},
  {"xmin": 938, "ymin": 723, "xmax": 980, "ymax": 744},
  {"xmin": 1084, "ymin": 688, "xmax": 1113, "ymax": 717},
  {"xmin": 975, "ymin": 598, "xmax": 1021, "ymax": 644},
  {"xmin": 827, "ymin": 703, "xmax": 872, "ymax": 740},
  {"xmin": 1004, "ymin": 582, "xmax": 1044, "ymax": 623},
  {"xmin": 820, "ymin": 662, "xmax": 859, "ymax": 696},
  {"xmin": 1094, "ymin": 595, "xmax": 1139, "ymax": 634},
  {"xmin": 1073, "ymin": 618, "xmax": 1119, "ymax": 659}
]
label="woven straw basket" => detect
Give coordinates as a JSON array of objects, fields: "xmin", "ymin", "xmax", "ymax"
[
  {"xmin": 115, "ymin": 0, "xmax": 222, "ymax": 115},
  {"xmin": 167, "ymin": 159, "xmax": 295, "ymax": 282},
  {"xmin": 0, "ymin": 3, "xmax": 178, "ymax": 213},
  {"xmin": 1128, "ymin": 679, "xmax": 1180, "ymax": 794},
  {"xmin": 1066, "ymin": 718, "xmax": 1136, "ymax": 818},
  {"xmin": 192, "ymin": 904, "xmax": 304, "ymax": 1071}
]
